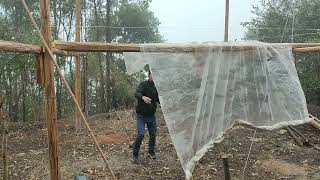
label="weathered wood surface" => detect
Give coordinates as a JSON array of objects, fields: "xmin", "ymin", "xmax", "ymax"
[
  {"xmin": 54, "ymin": 40, "xmax": 320, "ymax": 53},
  {"xmin": 0, "ymin": 40, "xmax": 41, "ymax": 53},
  {"xmin": 74, "ymin": 0, "xmax": 82, "ymax": 131},
  {"xmin": 1, "ymin": 39, "xmax": 320, "ymax": 54},
  {"xmin": 39, "ymin": 0, "xmax": 60, "ymax": 179},
  {"xmin": 0, "ymin": 40, "xmax": 85, "ymax": 56},
  {"xmin": 310, "ymin": 118, "xmax": 320, "ymax": 130},
  {"xmin": 1, "ymin": 96, "xmax": 9, "ymax": 180},
  {"xmin": 54, "ymin": 40, "xmax": 141, "ymax": 52},
  {"xmin": 294, "ymin": 46, "xmax": 320, "ymax": 53}
]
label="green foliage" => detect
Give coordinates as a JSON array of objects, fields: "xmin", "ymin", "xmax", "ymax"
[
  {"xmin": 242, "ymin": 0, "xmax": 320, "ymax": 105},
  {"xmin": 0, "ymin": 0, "xmax": 161, "ymax": 121},
  {"xmin": 116, "ymin": 1, "xmax": 163, "ymax": 43}
]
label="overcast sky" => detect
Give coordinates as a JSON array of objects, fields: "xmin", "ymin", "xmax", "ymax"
[{"xmin": 149, "ymin": 0, "xmax": 260, "ymax": 43}]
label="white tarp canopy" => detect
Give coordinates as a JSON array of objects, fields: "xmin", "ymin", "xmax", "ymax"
[{"xmin": 124, "ymin": 41, "xmax": 310, "ymax": 179}]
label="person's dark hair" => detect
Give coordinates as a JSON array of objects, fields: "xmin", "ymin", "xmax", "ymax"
[{"xmin": 148, "ymin": 70, "xmax": 151, "ymax": 76}]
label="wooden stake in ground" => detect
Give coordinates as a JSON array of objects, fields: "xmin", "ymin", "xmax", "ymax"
[
  {"xmin": 1, "ymin": 96, "xmax": 9, "ymax": 180},
  {"xmin": 40, "ymin": 0, "xmax": 60, "ymax": 179},
  {"xmin": 74, "ymin": 0, "xmax": 82, "ymax": 131},
  {"xmin": 221, "ymin": 154, "xmax": 231, "ymax": 180}
]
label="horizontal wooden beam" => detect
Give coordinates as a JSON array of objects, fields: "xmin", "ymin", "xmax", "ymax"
[
  {"xmin": 54, "ymin": 40, "xmax": 320, "ymax": 53},
  {"xmin": 0, "ymin": 40, "xmax": 86, "ymax": 56},
  {"xmin": 54, "ymin": 48, "xmax": 87, "ymax": 56},
  {"xmin": 54, "ymin": 40, "xmax": 140, "ymax": 52},
  {"xmin": 2, "ymin": 40, "xmax": 320, "ymax": 54},
  {"xmin": 0, "ymin": 40, "xmax": 41, "ymax": 54},
  {"xmin": 286, "ymin": 43, "xmax": 320, "ymax": 48},
  {"xmin": 293, "ymin": 46, "xmax": 320, "ymax": 53}
]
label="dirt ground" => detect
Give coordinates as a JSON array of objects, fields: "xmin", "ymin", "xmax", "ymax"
[{"xmin": 1, "ymin": 107, "xmax": 320, "ymax": 180}]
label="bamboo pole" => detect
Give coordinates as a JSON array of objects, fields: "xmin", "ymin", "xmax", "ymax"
[
  {"xmin": 54, "ymin": 40, "xmax": 141, "ymax": 52},
  {"xmin": 1, "ymin": 96, "xmax": 9, "ymax": 180},
  {"xmin": 1, "ymin": 39, "xmax": 320, "ymax": 54},
  {"xmin": 53, "ymin": 40, "xmax": 320, "ymax": 53},
  {"xmin": 39, "ymin": 0, "xmax": 60, "ymax": 179},
  {"xmin": 0, "ymin": 40, "xmax": 86, "ymax": 56},
  {"xmin": 0, "ymin": 40, "xmax": 41, "ymax": 53},
  {"xmin": 54, "ymin": 48, "xmax": 87, "ymax": 56},
  {"xmin": 21, "ymin": 0, "xmax": 116, "ymax": 179},
  {"xmin": 74, "ymin": 0, "xmax": 82, "ymax": 131},
  {"xmin": 293, "ymin": 46, "xmax": 320, "ymax": 53},
  {"xmin": 1, "ymin": 117, "xmax": 8, "ymax": 180},
  {"xmin": 224, "ymin": 0, "xmax": 230, "ymax": 42}
]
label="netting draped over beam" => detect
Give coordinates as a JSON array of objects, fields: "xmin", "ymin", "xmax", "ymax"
[{"xmin": 124, "ymin": 41, "xmax": 310, "ymax": 179}]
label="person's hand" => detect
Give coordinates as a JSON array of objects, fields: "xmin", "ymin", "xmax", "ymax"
[{"xmin": 142, "ymin": 96, "xmax": 152, "ymax": 104}]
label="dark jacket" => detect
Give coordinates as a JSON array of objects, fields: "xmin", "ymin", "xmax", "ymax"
[{"xmin": 135, "ymin": 80, "xmax": 159, "ymax": 117}]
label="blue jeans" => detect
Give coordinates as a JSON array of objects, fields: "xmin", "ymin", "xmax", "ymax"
[{"xmin": 133, "ymin": 113, "xmax": 156, "ymax": 157}]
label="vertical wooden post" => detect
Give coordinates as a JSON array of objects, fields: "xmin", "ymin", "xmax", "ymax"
[
  {"xmin": 1, "ymin": 118, "xmax": 8, "ymax": 180},
  {"xmin": 40, "ymin": 0, "xmax": 60, "ymax": 179},
  {"xmin": 224, "ymin": 0, "xmax": 230, "ymax": 42},
  {"xmin": 1, "ymin": 96, "xmax": 9, "ymax": 180},
  {"xmin": 75, "ymin": 0, "xmax": 82, "ymax": 131},
  {"xmin": 221, "ymin": 154, "xmax": 231, "ymax": 180}
]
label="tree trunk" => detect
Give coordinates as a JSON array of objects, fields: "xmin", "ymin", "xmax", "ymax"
[
  {"xmin": 7, "ymin": 64, "xmax": 14, "ymax": 121},
  {"xmin": 69, "ymin": 58, "xmax": 74, "ymax": 85},
  {"xmin": 98, "ymin": 54, "xmax": 106, "ymax": 113},
  {"xmin": 82, "ymin": 0, "xmax": 89, "ymax": 116},
  {"xmin": 57, "ymin": 78, "xmax": 62, "ymax": 119},
  {"xmin": 105, "ymin": 0, "xmax": 112, "ymax": 112},
  {"xmin": 95, "ymin": 77, "xmax": 100, "ymax": 113},
  {"xmin": 12, "ymin": 75, "xmax": 19, "ymax": 121},
  {"xmin": 82, "ymin": 56, "xmax": 89, "ymax": 116},
  {"xmin": 94, "ymin": 0, "xmax": 106, "ymax": 113},
  {"xmin": 105, "ymin": 54, "xmax": 111, "ymax": 112},
  {"xmin": 22, "ymin": 64, "xmax": 27, "ymax": 122}
]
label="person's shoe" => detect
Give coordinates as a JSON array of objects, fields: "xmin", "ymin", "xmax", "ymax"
[
  {"xmin": 132, "ymin": 156, "xmax": 139, "ymax": 164},
  {"xmin": 148, "ymin": 151, "xmax": 156, "ymax": 159}
]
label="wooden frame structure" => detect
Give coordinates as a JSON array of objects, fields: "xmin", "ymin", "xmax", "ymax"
[{"xmin": 0, "ymin": 0, "xmax": 319, "ymax": 179}]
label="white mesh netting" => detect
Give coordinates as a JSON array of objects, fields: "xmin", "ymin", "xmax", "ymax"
[{"xmin": 124, "ymin": 41, "xmax": 310, "ymax": 179}]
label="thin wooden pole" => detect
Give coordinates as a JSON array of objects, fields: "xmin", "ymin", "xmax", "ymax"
[
  {"xmin": 224, "ymin": 0, "xmax": 230, "ymax": 42},
  {"xmin": 21, "ymin": 1, "xmax": 116, "ymax": 179},
  {"xmin": 1, "ymin": 118, "xmax": 8, "ymax": 180},
  {"xmin": 39, "ymin": 0, "xmax": 60, "ymax": 179},
  {"xmin": 294, "ymin": 46, "xmax": 320, "ymax": 53},
  {"xmin": 0, "ymin": 40, "xmax": 41, "ymax": 53},
  {"xmin": 0, "ymin": 40, "xmax": 85, "ymax": 56},
  {"xmin": 1, "ymin": 96, "xmax": 9, "ymax": 180},
  {"xmin": 75, "ymin": 0, "xmax": 81, "ymax": 131}
]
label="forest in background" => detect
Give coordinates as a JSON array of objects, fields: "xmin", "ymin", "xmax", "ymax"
[
  {"xmin": 0, "ymin": 0, "xmax": 162, "ymax": 122},
  {"xmin": 0, "ymin": 0, "xmax": 319, "ymax": 122}
]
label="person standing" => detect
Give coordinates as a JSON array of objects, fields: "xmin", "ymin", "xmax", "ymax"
[{"xmin": 133, "ymin": 70, "xmax": 159, "ymax": 163}]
